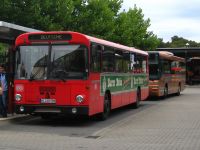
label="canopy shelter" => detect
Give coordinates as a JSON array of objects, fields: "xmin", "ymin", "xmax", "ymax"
[
  {"xmin": 157, "ymin": 48, "xmax": 200, "ymax": 59},
  {"xmin": 0, "ymin": 21, "xmax": 41, "ymax": 113},
  {"xmin": 0, "ymin": 21, "xmax": 41, "ymax": 44}
]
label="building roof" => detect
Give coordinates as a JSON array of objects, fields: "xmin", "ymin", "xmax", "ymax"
[
  {"xmin": 157, "ymin": 47, "xmax": 200, "ymax": 50},
  {"xmin": 0, "ymin": 21, "xmax": 41, "ymax": 44}
]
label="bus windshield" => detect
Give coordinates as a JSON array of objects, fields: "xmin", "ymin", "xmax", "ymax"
[
  {"xmin": 49, "ymin": 45, "xmax": 87, "ymax": 79},
  {"xmin": 149, "ymin": 64, "xmax": 160, "ymax": 80},
  {"xmin": 149, "ymin": 53, "xmax": 160, "ymax": 80},
  {"xmin": 15, "ymin": 45, "xmax": 88, "ymax": 80}
]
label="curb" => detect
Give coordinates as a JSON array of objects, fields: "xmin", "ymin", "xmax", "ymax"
[
  {"xmin": 186, "ymin": 85, "xmax": 200, "ymax": 88},
  {"xmin": 0, "ymin": 114, "xmax": 29, "ymax": 121}
]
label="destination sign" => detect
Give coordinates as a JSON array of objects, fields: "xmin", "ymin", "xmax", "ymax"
[{"xmin": 28, "ymin": 34, "xmax": 72, "ymax": 41}]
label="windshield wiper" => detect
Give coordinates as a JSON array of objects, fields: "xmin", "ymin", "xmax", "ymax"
[
  {"xmin": 29, "ymin": 55, "xmax": 47, "ymax": 81},
  {"xmin": 29, "ymin": 68, "xmax": 41, "ymax": 81},
  {"xmin": 29, "ymin": 76, "xmax": 35, "ymax": 81},
  {"xmin": 29, "ymin": 68, "xmax": 46, "ymax": 81},
  {"xmin": 56, "ymin": 75, "xmax": 66, "ymax": 82},
  {"xmin": 50, "ymin": 69, "xmax": 68, "ymax": 82}
]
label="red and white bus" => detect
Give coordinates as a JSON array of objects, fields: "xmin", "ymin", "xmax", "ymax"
[{"xmin": 14, "ymin": 31, "xmax": 149, "ymax": 120}]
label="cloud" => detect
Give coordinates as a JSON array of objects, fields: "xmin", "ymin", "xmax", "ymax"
[
  {"xmin": 151, "ymin": 18, "xmax": 200, "ymax": 41},
  {"xmin": 122, "ymin": 0, "xmax": 200, "ymax": 42}
]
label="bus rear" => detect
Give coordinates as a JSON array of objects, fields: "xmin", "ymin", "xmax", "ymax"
[{"xmin": 14, "ymin": 32, "xmax": 91, "ymax": 118}]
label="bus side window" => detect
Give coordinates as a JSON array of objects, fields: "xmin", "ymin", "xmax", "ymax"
[
  {"xmin": 162, "ymin": 60, "xmax": 171, "ymax": 74},
  {"xmin": 91, "ymin": 44, "xmax": 101, "ymax": 72},
  {"xmin": 130, "ymin": 53, "xmax": 136, "ymax": 72},
  {"xmin": 142, "ymin": 56, "xmax": 147, "ymax": 73},
  {"xmin": 123, "ymin": 52, "xmax": 130, "ymax": 73},
  {"xmin": 180, "ymin": 62, "xmax": 186, "ymax": 74},
  {"xmin": 115, "ymin": 50, "xmax": 123, "ymax": 72},
  {"xmin": 102, "ymin": 46, "xmax": 115, "ymax": 72},
  {"xmin": 171, "ymin": 61, "xmax": 177, "ymax": 74},
  {"xmin": 171, "ymin": 61, "xmax": 183, "ymax": 74},
  {"xmin": 133, "ymin": 54, "xmax": 146, "ymax": 73},
  {"xmin": 133, "ymin": 54, "xmax": 141, "ymax": 73}
]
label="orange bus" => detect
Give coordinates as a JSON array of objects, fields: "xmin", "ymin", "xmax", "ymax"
[
  {"xmin": 149, "ymin": 51, "xmax": 185, "ymax": 98},
  {"xmin": 14, "ymin": 31, "xmax": 149, "ymax": 120}
]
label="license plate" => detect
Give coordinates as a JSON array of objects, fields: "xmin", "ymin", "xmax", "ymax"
[{"xmin": 41, "ymin": 99, "xmax": 56, "ymax": 104}]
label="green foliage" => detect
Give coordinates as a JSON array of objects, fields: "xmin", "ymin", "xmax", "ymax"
[
  {"xmin": 111, "ymin": 5, "xmax": 160, "ymax": 50},
  {"xmin": 0, "ymin": 0, "xmax": 160, "ymax": 50},
  {"xmin": 140, "ymin": 32, "xmax": 161, "ymax": 51},
  {"xmin": 68, "ymin": 0, "xmax": 118, "ymax": 39},
  {"xmin": 0, "ymin": 43, "xmax": 8, "ymax": 53},
  {"xmin": 0, "ymin": 0, "xmax": 74, "ymax": 30},
  {"xmin": 158, "ymin": 36, "xmax": 200, "ymax": 48}
]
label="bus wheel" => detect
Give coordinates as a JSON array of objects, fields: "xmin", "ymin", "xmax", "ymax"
[
  {"xmin": 98, "ymin": 94, "xmax": 111, "ymax": 121},
  {"xmin": 41, "ymin": 114, "xmax": 52, "ymax": 120},
  {"xmin": 132, "ymin": 89, "xmax": 141, "ymax": 109},
  {"xmin": 176, "ymin": 84, "xmax": 181, "ymax": 96},
  {"xmin": 163, "ymin": 86, "xmax": 168, "ymax": 99}
]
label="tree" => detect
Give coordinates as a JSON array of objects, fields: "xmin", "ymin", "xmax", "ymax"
[
  {"xmin": 0, "ymin": 43, "xmax": 9, "ymax": 53},
  {"xmin": 0, "ymin": 0, "xmax": 161, "ymax": 51},
  {"xmin": 111, "ymin": 5, "xmax": 160, "ymax": 50},
  {"xmin": 139, "ymin": 32, "xmax": 161, "ymax": 51},
  {"xmin": 158, "ymin": 35, "xmax": 200, "ymax": 48},
  {"xmin": 68, "ymin": 0, "xmax": 121, "ymax": 40},
  {"xmin": 0, "ymin": 0, "xmax": 74, "ymax": 30}
]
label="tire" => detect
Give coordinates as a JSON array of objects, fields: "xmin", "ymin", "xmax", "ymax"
[
  {"xmin": 162, "ymin": 86, "xmax": 168, "ymax": 99},
  {"xmin": 41, "ymin": 114, "xmax": 52, "ymax": 120},
  {"xmin": 98, "ymin": 94, "xmax": 111, "ymax": 121},
  {"xmin": 176, "ymin": 84, "xmax": 181, "ymax": 96},
  {"xmin": 132, "ymin": 89, "xmax": 141, "ymax": 109}
]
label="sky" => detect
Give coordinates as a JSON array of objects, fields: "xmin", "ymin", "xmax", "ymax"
[{"xmin": 122, "ymin": 0, "xmax": 200, "ymax": 42}]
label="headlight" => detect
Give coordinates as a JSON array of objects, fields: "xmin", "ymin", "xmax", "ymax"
[
  {"xmin": 76, "ymin": 95, "xmax": 84, "ymax": 103},
  {"xmin": 20, "ymin": 106, "xmax": 25, "ymax": 112},
  {"xmin": 15, "ymin": 94, "xmax": 22, "ymax": 101}
]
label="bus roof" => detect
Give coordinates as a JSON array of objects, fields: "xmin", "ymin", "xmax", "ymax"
[
  {"xmin": 148, "ymin": 51, "xmax": 185, "ymax": 62},
  {"xmin": 86, "ymin": 35, "xmax": 148, "ymax": 56},
  {"xmin": 15, "ymin": 31, "xmax": 148, "ymax": 56},
  {"xmin": 189, "ymin": 57, "xmax": 200, "ymax": 60},
  {"xmin": 148, "ymin": 51, "xmax": 173, "ymax": 56}
]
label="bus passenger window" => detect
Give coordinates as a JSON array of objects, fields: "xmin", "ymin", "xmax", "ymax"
[
  {"xmin": 134, "ymin": 61, "xmax": 140, "ymax": 73},
  {"xmin": 134, "ymin": 54, "xmax": 146, "ymax": 73},
  {"xmin": 180, "ymin": 62, "xmax": 186, "ymax": 74},
  {"xmin": 102, "ymin": 47, "xmax": 114, "ymax": 72},
  {"xmin": 91, "ymin": 44, "xmax": 101, "ymax": 72},
  {"xmin": 115, "ymin": 50, "xmax": 123, "ymax": 72},
  {"xmin": 142, "ymin": 60, "xmax": 147, "ymax": 73},
  {"xmin": 130, "ymin": 53, "xmax": 136, "ymax": 72},
  {"xmin": 123, "ymin": 52, "xmax": 130, "ymax": 73},
  {"xmin": 162, "ymin": 60, "xmax": 171, "ymax": 74}
]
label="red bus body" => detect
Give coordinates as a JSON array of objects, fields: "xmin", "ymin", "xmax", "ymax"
[{"xmin": 14, "ymin": 31, "xmax": 148, "ymax": 118}]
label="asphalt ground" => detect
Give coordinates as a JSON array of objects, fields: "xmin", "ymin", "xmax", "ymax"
[{"xmin": 0, "ymin": 86, "xmax": 200, "ymax": 150}]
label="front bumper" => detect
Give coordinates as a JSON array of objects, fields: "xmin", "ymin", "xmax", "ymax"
[
  {"xmin": 149, "ymin": 86, "xmax": 160, "ymax": 97},
  {"xmin": 15, "ymin": 105, "xmax": 89, "ymax": 115}
]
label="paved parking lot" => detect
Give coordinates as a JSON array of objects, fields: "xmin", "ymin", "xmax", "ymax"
[{"xmin": 0, "ymin": 87, "xmax": 200, "ymax": 150}]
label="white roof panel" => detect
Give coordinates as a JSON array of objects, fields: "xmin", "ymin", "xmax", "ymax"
[{"xmin": 0, "ymin": 21, "xmax": 41, "ymax": 44}]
